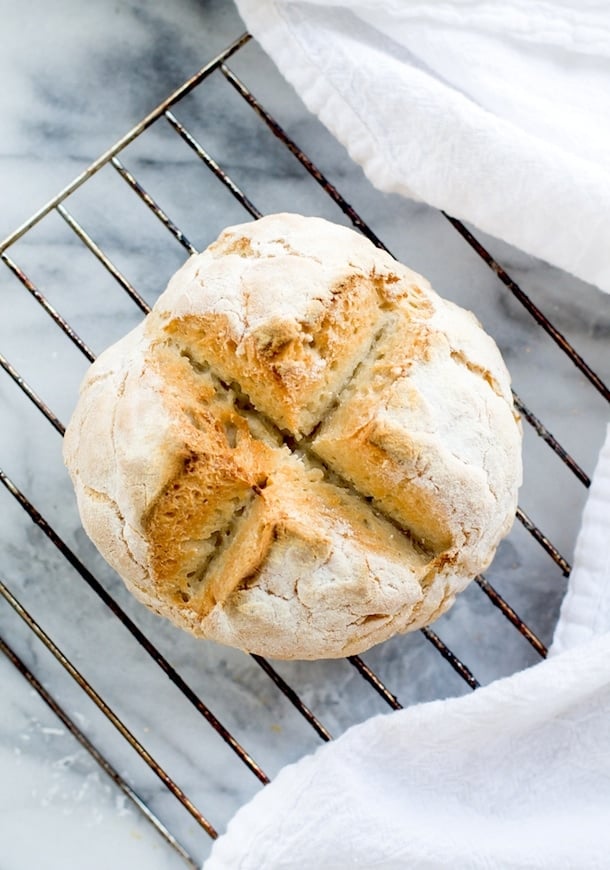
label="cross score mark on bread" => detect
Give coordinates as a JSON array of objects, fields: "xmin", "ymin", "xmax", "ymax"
[{"xmin": 64, "ymin": 214, "xmax": 522, "ymax": 660}]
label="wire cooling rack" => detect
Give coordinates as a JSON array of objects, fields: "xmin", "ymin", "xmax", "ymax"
[{"xmin": 1, "ymin": 32, "xmax": 609, "ymax": 867}]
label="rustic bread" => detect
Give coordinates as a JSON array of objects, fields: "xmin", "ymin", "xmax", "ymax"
[{"xmin": 63, "ymin": 213, "xmax": 522, "ymax": 659}]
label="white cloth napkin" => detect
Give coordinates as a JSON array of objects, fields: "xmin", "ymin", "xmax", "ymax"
[
  {"xmin": 205, "ymin": 428, "xmax": 610, "ymax": 867},
  {"xmin": 235, "ymin": 0, "xmax": 610, "ymax": 293}
]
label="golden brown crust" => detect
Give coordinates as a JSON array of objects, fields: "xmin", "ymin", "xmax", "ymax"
[
  {"xmin": 63, "ymin": 213, "xmax": 522, "ymax": 659},
  {"xmin": 160, "ymin": 273, "xmax": 383, "ymax": 438}
]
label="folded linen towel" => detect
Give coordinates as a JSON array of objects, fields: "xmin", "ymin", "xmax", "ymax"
[
  {"xmin": 205, "ymin": 428, "xmax": 610, "ymax": 868},
  {"xmin": 235, "ymin": 0, "xmax": 610, "ymax": 293}
]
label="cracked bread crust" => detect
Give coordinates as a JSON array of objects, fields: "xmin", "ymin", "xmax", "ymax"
[{"xmin": 63, "ymin": 213, "xmax": 522, "ymax": 660}]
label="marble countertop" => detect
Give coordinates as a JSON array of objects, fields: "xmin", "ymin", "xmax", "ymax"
[{"xmin": 1, "ymin": 1, "xmax": 609, "ymax": 867}]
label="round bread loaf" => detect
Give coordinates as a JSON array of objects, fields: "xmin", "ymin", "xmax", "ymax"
[{"xmin": 64, "ymin": 213, "xmax": 522, "ymax": 659}]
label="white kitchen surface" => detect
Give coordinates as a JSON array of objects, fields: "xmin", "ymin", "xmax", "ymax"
[{"xmin": 1, "ymin": 2, "xmax": 609, "ymax": 868}]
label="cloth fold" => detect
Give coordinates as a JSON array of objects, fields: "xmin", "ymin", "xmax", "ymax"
[
  {"xmin": 205, "ymin": 428, "xmax": 610, "ymax": 868},
  {"xmin": 551, "ymin": 430, "xmax": 610, "ymax": 655},
  {"xmin": 236, "ymin": 0, "xmax": 610, "ymax": 292}
]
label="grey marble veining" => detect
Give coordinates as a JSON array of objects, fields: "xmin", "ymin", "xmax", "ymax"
[{"xmin": 1, "ymin": 2, "xmax": 609, "ymax": 868}]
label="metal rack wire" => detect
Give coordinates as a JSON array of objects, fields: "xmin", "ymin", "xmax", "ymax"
[{"xmin": 1, "ymin": 32, "xmax": 608, "ymax": 867}]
